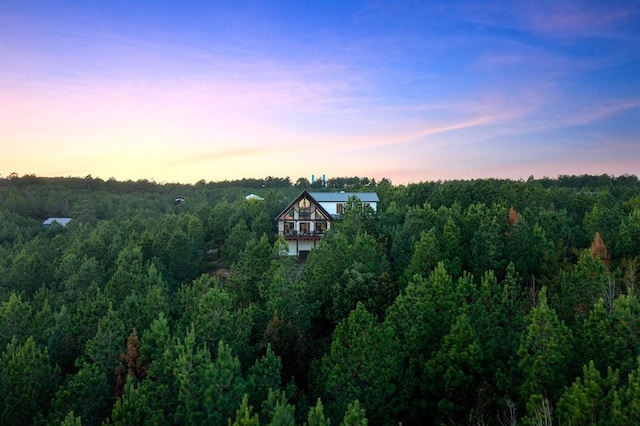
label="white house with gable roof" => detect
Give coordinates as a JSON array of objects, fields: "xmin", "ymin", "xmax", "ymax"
[{"xmin": 274, "ymin": 190, "xmax": 379, "ymax": 258}]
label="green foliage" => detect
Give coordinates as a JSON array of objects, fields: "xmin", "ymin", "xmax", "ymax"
[
  {"xmin": 137, "ymin": 315, "xmax": 177, "ymax": 424},
  {"xmin": 330, "ymin": 233, "xmax": 390, "ymax": 321},
  {"xmin": 317, "ymin": 303, "xmax": 400, "ymax": 424},
  {"xmin": 84, "ymin": 307, "xmax": 127, "ymax": 379},
  {"xmin": 246, "ymin": 345, "xmax": 283, "ymax": 412},
  {"xmin": 229, "ymin": 395, "xmax": 260, "ymax": 426},
  {"xmin": 424, "ymin": 311, "xmax": 484, "ymax": 422},
  {"xmin": 333, "ymin": 196, "xmax": 377, "ymax": 239},
  {"xmin": 302, "ymin": 230, "xmax": 390, "ymax": 332},
  {"xmin": 225, "ymin": 220, "xmax": 257, "ymax": 266},
  {"xmin": 47, "ymin": 361, "xmax": 112, "ymax": 426},
  {"xmin": 156, "ymin": 213, "xmax": 206, "ymax": 282},
  {"xmin": 470, "ymin": 265, "xmax": 527, "ymax": 412},
  {"xmin": 306, "ymin": 399, "xmax": 330, "ymax": 426},
  {"xmin": 0, "ymin": 174, "xmax": 638, "ymax": 424},
  {"xmin": 176, "ymin": 275, "xmax": 253, "ymax": 366},
  {"xmin": 617, "ymin": 208, "xmax": 640, "ymax": 260},
  {"xmin": 229, "ymin": 234, "xmax": 273, "ymax": 304},
  {"xmin": 580, "ymin": 295, "xmax": 640, "ymax": 379},
  {"xmin": 0, "ymin": 336, "xmax": 60, "ymax": 425},
  {"xmin": 61, "ymin": 411, "xmax": 82, "ymax": 426},
  {"xmin": 9, "ymin": 245, "xmax": 53, "ymax": 296},
  {"xmin": 584, "ymin": 202, "xmax": 624, "ymax": 255},
  {"xmin": 556, "ymin": 361, "xmax": 619, "ymax": 425},
  {"xmin": 518, "ymin": 287, "xmax": 573, "ymax": 415},
  {"xmin": 381, "ymin": 263, "xmax": 477, "ymax": 423},
  {"xmin": 404, "ymin": 227, "xmax": 440, "ymax": 280},
  {"xmin": 117, "ymin": 264, "xmax": 170, "ymax": 334},
  {"xmin": 467, "ymin": 204, "xmax": 506, "ymax": 279},
  {"xmin": 552, "ymin": 250, "xmax": 610, "ymax": 324},
  {"xmin": 107, "ymin": 377, "xmax": 152, "ymax": 425},
  {"xmin": 262, "ymin": 389, "xmax": 295, "ymax": 426},
  {"xmin": 340, "ymin": 400, "xmax": 367, "ymax": 426},
  {"xmin": 612, "ymin": 357, "xmax": 640, "ymax": 423},
  {"xmin": 104, "ymin": 244, "xmax": 146, "ymax": 307},
  {"xmin": 173, "ymin": 328, "xmax": 247, "ymax": 425},
  {"xmin": 0, "ymin": 292, "xmax": 33, "ymax": 348}
]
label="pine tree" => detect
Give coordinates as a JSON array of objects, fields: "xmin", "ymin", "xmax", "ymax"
[
  {"xmin": 228, "ymin": 395, "xmax": 259, "ymax": 426},
  {"xmin": 590, "ymin": 232, "xmax": 610, "ymax": 266},
  {"xmin": 47, "ymin": 361, "xmax": 112, "ymax": 426},
  {"xmin": 424, "ymin": 311, "xmax": 484, "ymax": 423},
  {"xmin": 307, "ymin": 399, "xmax": 330, "ymax": 426},
  {"xmin": 246, "ymin": 345, "xmax": 283, "ymax": 413},
  {"xmin": 340, "ymin": 400, "xmax": 367, "ymax": 426},
  {"xmin": 262, "ymin": 389, "xmax": 295, "ymax": 426},
  {"xmin": 556, "ymin": 361, "xmax": 619, "ymax": 425},
  {"xmin": 318, "ymin": 303, "xmax": 399, "ymax": 424},
  {"xmin": 0, "ymin": 336, "xmax": 60, "ymax": 425},
  {"xmin": 113, "ymin": 329, "xmax": 148, "ymax": 397},
  {"xmin": 518, "ymin": 287, "xmax": 573, "ymax": 417}
]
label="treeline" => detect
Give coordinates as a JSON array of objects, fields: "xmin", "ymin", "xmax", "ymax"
[{"xmin": 0, "ymin": 173, "xmax": 639, "ymax": 425}]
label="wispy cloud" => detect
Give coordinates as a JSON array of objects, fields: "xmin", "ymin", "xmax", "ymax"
[
  {"xmin": 562, "ymin": 99, "xmax": 640, "ymax": 127},
  {"xmin": 519, "ymin": 1, "xmax": 638, "ymax": 39},
  {"xmin": 455, "ymin": 0, "xmax": 638, "ymax": 40}
]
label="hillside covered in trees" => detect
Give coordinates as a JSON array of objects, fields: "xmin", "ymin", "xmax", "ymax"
[{"xmin": 1, "ymin": 173, "xmax": 640, "ymax": 425}]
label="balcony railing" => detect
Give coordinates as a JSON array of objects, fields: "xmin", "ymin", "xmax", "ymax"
[{"xmin": 281, "ymin": 230, "xmax": 324, "ymax": 238}]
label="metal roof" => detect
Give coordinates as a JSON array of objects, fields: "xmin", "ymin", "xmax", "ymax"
[
  {"xmin": 43, "ymin": 218, "xmax": 72, "ymax": 226},
  {"xmin": 308, "ymin": 192, "xmax": 379, "ymax": 203}
]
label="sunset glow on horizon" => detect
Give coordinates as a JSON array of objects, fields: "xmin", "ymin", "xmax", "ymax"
[{"xmin": 1, "ymin": 1, "xmax": 638, "ymax": 185}]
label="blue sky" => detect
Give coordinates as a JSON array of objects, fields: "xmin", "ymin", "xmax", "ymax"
[{"xmin": 1, "ymin": 0, "xmax": 638, "ymax": 184}]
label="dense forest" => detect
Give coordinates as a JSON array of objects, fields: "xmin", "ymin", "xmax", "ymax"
[{"xmin": 1, "ymin": 173, "xmax": 640, "ymax": 425}]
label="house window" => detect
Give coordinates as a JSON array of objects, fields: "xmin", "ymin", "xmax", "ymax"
[
  {"xmin": 285, "ymin": 209, "xmax": 294, "ymax": 219},
  {"xmin": 284, "ymin": 221, "xmax": 295, "ymax": 235},
  {"xmin": 299, "ymin": 198, "xmax": 310, "ymax": 208},
  {"xmin": 298, "ymin": 198, "xmax": 311, "ymax": 218},
  {"xmin": 300, "ymin": 222, "xmax": 310, "ymax": 235},
  {"xmin": 336, "ymin": 203, "xmax": 346, "ymax": 214},
  {"xmin": 299, "ymin": 208, "xmax": 310, "ymax": 219},
  {"xmin": 316, "ymin": 221, "xmax": 327, "ymax": 234}
]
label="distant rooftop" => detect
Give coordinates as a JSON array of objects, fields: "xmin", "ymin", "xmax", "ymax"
[{"xmin": 43, "ymin": 217, "xmax": 72, "ymax": 227}]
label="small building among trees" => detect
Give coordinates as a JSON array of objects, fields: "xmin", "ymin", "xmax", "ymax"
[{"xmin": 42, "ymin": 217, "xmax": 72, "ymax": 228}]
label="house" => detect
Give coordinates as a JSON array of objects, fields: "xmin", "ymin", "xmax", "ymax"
[
  {"xmin": 42, "ymin": 217, "xmax": 72, "ymax": 228},
  {"xmin": 274, "ymin": 190, "xmax": 379, "ymax": 258}
]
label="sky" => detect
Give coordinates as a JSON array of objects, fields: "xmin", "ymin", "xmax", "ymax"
[{"xmin": 1, "ymin": 0, "xmax": 639, "ymax": 184}]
